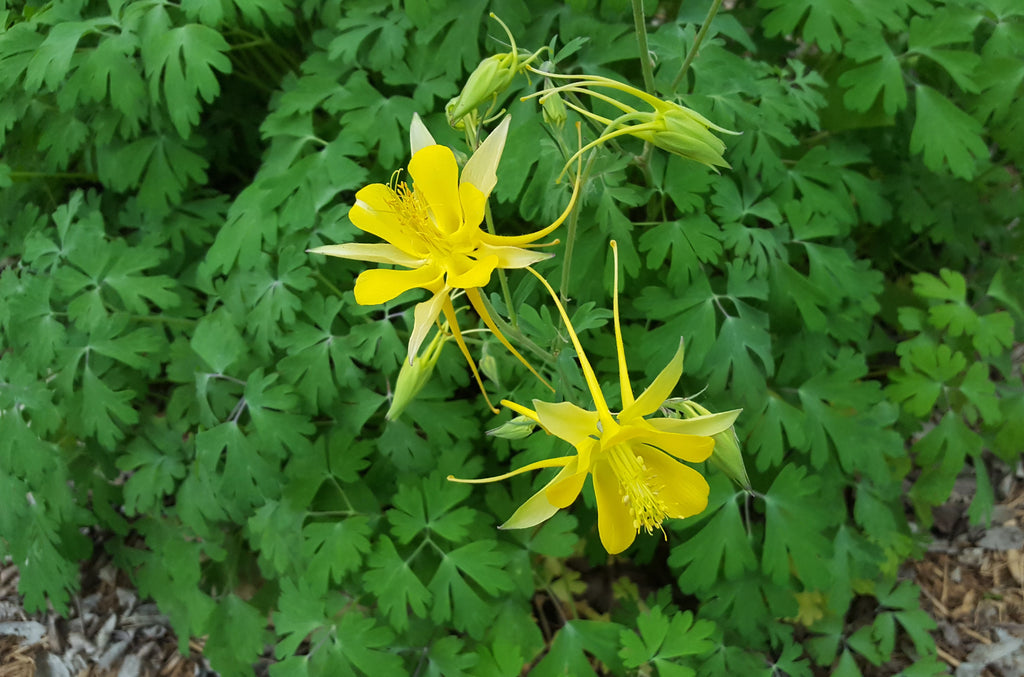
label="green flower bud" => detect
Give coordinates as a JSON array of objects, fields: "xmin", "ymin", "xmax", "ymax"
[
  {"xmin": 446, "ymin": 52, "xmax": 519, "ymax": 126},
  {"xmin": 673, "ymin": 399, "xmax": 751, "ymax": 490},
  {"xmin": 540, "ymin": 78, "xmax": 567, "ymax": 130},
  {"xmin": 386, "ymin": 330, "xmax": 447, "ymax": 421},
  {"xmin": 633, "ymin": 105, "xmax": 735, "ymax": 169},
  {"xmin": 446, "ymin": 14, "xmax": 526, "ymax": 127},
  {"xmin": 486, "ymin": 415, "xmax": 537, "ymax": 440}
]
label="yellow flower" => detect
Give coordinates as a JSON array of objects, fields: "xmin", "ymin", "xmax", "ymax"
[
  {"xmin": 526, "ymin": 71, "xmax": 739, "ymax": 174},
  {"xmin": 450, "ymin": 242, "xmax": 741, "ymax": 554},
  {"xmin": 309, "ymin": 114, "xmax": 579, "ymax": 411}
]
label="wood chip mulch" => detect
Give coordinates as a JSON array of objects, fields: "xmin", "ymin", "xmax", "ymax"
[
  {"xmin": 912, "ymin": 472, "xmax": 1024, "ymax": 677},
  {"xmin": 0, "ymin": 559, "xmax": 212, "ymax": 677}
]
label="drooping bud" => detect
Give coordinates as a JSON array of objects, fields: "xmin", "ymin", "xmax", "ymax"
[
  {"xmin": 636, "ymin": 103, "xmax": 737, "ymax": 170},
  {"xmin": 541, "ymin": 89, "xmax": 567, "ymax": 130},
  {"xmin": 386, "ymin": 329, "xmax": 447, "ymax": 421},
  {"xmin": 486, "ymin": 415, "xmax": 537, "ymax": 440},
  {"xmin": 671, "ymin": 398, "xmax": 751, "ymax": 490}
]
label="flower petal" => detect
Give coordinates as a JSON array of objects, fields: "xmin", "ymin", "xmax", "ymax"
[
  {"xmin": 638, "ymin": 430, "xmax": 714, "ymax": 463},
  {"xmin": 619, "ymin": 340, "xmax": 685, "ymax": 422},
  {"xmin": 459, "ymin": 182, "xmax": 487, "ymax": 236},
  {"xmin": 500, "ymin": 458, "xmax": 578, "ymax": 530},
  {"xmin": 636, "ymin": 447, "xmax": 709, "ymax": 519},
  {"xmin": 461, "ymin": 115, "xmax": 510, "ymax": 197},
  {"xmin": 533, "ymin": 400, "xmax": 599, "ymax": 447},
  {"xmin": 501, "ymin": 399, "xmax": 541, "ymax": 424},
  {"xmin": 308, "ymin": 243, "xmax": 424, "ymax": 267},
  {"xmin": 592, "ymin": 460, "xmax": 636, "ymax": 554},
  {"xmin": 408, "ymin": 145, "xmax": 463, "ymax": 234},
  {"xmin": 447, "ymin": 254, "xmax": 498, "ymax": 289},
  {"xmin": 408, "ymin": 290, "xmax": 447, "ymax": 363},
  {"xmin": 409, "ymin": 113, "xmax": 436, "ymax": 154},
  {"xmin": 475, "ymin": 242, "xmax": 554, "ymax": 269},
  {"xmin": 647, "ymin": 409, "xmax": 742, "ymax": 437},
  {"xmin": 544, "ymin": 466, "xmax": 587, "ymax": 509},
  {"xmin": 348, "ymin": 185, "xmax": 423, "ymax": 253},
  {"xmin": 353, "ymin": 265, "xmax": 442, "ymax": 305}
]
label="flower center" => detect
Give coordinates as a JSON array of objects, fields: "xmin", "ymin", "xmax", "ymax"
[
  {"xmin": 606, "ymin": 445, "xmax": 667, "ymax": 536},
  {"xmin": 385, "ymin": 173, "xmax": 452, "ymax": 259}
]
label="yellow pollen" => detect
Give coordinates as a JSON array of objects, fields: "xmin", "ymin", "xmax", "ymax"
[
  {"xmin": 382, "ymin": 174, "xmax": 453, "ymax": 262},
  {"xmin": 606, "ymin": 445, "xmax": 667, "ymax": 536}
]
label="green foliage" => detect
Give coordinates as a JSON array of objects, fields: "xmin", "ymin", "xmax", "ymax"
[{"xmin": 1, "ymin": 0, "xmax": 1021, "ymax": 675}]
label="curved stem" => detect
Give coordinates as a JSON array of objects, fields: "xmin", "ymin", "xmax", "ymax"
[
  {"xmin": 671, "ymin": 0, "xmax": 723, "ymax": 93},
  {"xmin": 466, "ymin": 123, "xmax": 518, "ymax": 326},
  {"xmin": 631, "ymin": 0, "xmax": 656, "ymax": 95},
  {"xmin": 559, "ymin": 151, "xmax": 599, "ymax": 302},
  {"xmin": 476, "ymin": 292, "xmax": 557, "ymax": 369},
  {"xmin": 484, "ymin": 202, "xmax": 517, "ymax": 326}
]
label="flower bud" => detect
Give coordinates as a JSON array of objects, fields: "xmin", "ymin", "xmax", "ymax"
[
  {"xmin": 446, "ymin": 52, "xmax": 519, "ymax": 126},
  {"xmin": 673, "ymin": 399, "xmax": 750, "ymax": 489},
  {"xmin": 540, "ymin": 79, "xmax": 567, "ymax": 130},
  {"xmin": 446, "ymin": 15, "xmax": 526, "ymax": 127},
  {"xmin": 386, "ymin": 329, "xmax": 447, "ymax": 421},
  {"xmin": 634, "ymin": 104, "xmax": 735, "ymax": 169},
  {"xmin": 486, "ymin": 415, "xmax": 537, "ymax": 440}
]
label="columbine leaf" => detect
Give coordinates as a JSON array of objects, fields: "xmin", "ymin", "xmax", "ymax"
[
  {"xmin": 670, "ymin": 496, "xmax": 757, "ymax": 592},
  {"xmin": 141, "ymin": 20, "xmax": 232, "ymax": 137},
  {"xmin": 761, "ymin": 464, "xmax": 834, "ymax": 589},
  {"xmin": 364, "ymin": 536, "xmax": 431, "ymax": 631},
  {"xmin": 910, "ymin": 85, "xmax": 987, "ymax": 179}
]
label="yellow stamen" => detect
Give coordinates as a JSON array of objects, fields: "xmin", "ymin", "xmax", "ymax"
[{"xmin": 606, "ymin": 446, "xmax": 667, "ymax": 536}]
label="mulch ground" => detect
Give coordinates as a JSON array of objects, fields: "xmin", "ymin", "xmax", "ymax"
[{"xmin": 2, "ymin": 470, "xmax": 1023, "ymax": 676}]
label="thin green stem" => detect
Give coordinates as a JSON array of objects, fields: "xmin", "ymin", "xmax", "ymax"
[
  {"xmin": 483, "ymin": 202, "xmax": 517, "ymax": 326},
  {"xmin": 131, "ymin": 314, "xmax": 197, "ymax": 327},
  {"xmin": 465, "ymin": 123, "xmax": 518, "ymax": 327},
  {"xmin": 631, "ymin": 0, "xmax": 656, "ymax": 95},
  {"xmin": 314, "ymin": 272, "xmax": 345, "ymax": 299},
  {"xmin": 559, "ymin": 153, "xmax": 597, "ymax": 302},
  {"xmin": 671, "ymin": 0, "xmax": 723, "ymax": 93},
  {"xmin": 9, "ymin": 171, "xmax": 99, "ymax": 181}
]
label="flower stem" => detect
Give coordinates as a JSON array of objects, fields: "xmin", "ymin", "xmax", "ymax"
[
  {"xmin": 631, "ymin": 0, "xmax": 656, "ymax": 95},
  {"xmin": 314, "ymin": 272, "xmax": 345, "ymax": 299},
  {"xmin": 466, "ymin": 123, "xmax": 519, "ymax": 327},
  {"xmin": 483, "ymin": 201, "xmax": 518, "ymax": 326},
  {"xmin": 558, "ymin": 153, "xmax": 597, "ymax": 302},
  {"xmin": 477, "ymin": 293, "xmax": 556, "ymax": 368},
  {"xmin": 671, "ymin": 0, "xmax": 723, "ymax": 93}
]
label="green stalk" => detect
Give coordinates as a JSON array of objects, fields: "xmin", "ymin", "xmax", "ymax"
[
  {"xmin": 671, "ymin": 0, "xmax": 723, "ymax": 93},
  {"xmin": 631, "ymin": 0, "xmax": 657, "ymax": 95},
  {"xmin": 483, "ymin": 202, "xmax": 518, "ymax": 326},
  {"xmin": 558, "ymin": 152, "xmax": 597, "ymax": 302},
  {"xmin": 465, "ymin": 123, "xmax": 519, "ymax": 326}
]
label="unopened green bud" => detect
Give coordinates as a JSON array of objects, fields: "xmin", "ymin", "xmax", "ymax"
[
  {"xmin": 446, "ymin": 15, "xmax": 525, "ymax": 127},
  {"xmin": 446, "ymin": 52, "xmax": 519, "ymax": 126},
  {"xmin": 479, "ymin": 352, "xmax": 501, "ymax": 387},
  {"xmin": 675, "ymin": 399, "xmax": 750, "ymax": 489},
  {"xmin": 541, "ymin": 87, "xmax": 567, "ymax": 130},
  {"xmin": 486, "ymin": 415, "xmax": 537, "ymax": 440},
  {"xmin": 386, "ymin": 330, "xmax": 447, "ymax": 421},
  {"xmin": 633, "ymin": 104, "xmax": 737, "ymax": 170}
]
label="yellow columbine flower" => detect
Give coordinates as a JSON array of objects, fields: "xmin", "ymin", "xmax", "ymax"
[
  {"xmin": 450, "ymin": 242, "xmax": 741, "ymax": 554},
  {"xmin": 309, "ymin": 114, "xmax": 579, "ymax": 411},
  {"xmin": 525, "ymin": 71, "xmax": 739, "ymax": 175}
]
